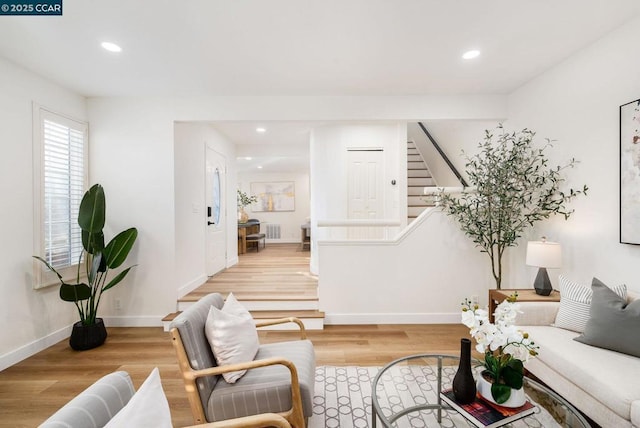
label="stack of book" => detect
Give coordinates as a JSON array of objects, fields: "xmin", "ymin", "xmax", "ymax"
[{"xmin": 440, "ymin": 389, "xmax": 536, "ymax": 428}]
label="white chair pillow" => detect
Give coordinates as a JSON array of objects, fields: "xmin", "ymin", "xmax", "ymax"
[{"xmin": 205, "ymin": 294, "xmax": 259, "ymax": 383}]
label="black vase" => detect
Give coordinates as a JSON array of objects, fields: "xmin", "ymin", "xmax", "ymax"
[
  {"xmin": 69, "ymin": 318, "xmax": 107, "ymax": 351},
  {"xmin": 452, "ymin": 338, "xmax": 477, "ymax": 404}
]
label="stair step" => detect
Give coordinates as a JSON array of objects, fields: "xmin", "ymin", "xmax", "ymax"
[
  {"xmin": 408, "ymin": 178, "xmax": 435, "ymax": 187},
  {"xmin": 252, "ymin": 310, "xmax": 325, "ymax": 319},
  {"xmin": 162, "ymin": 310, "xmax": 324, "ymax": 331},
  {"xmin": 178, "ymin": 298, "xmax": 319, "ymax": 312},
  {"xmin": 162, "ymin": 312, "xmax": 180, "ymax": 322},
  {"xmin": 408, "ymin": 195, "xmax": 434, "ymax": 205},
  {"xmin": 408, "ymin": 206, "xmax": 433, "ymax": 216},
  {"xmin": 409, "ymin": 185, "xmax": 437, "ymax": 195},
  {"xmin": 408, "ymin": 169, "xmax": 432, "ymax": 178}
]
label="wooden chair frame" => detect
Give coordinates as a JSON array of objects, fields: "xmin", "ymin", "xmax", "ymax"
[
  {"xmin": 183, "ymin": 412, "xmax": 292, "ymax": 428},
  {"xmin": 170, "ymin": 317, "xmax": 308, "ymax": 428}
]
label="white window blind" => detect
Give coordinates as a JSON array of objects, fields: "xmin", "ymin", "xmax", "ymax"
[
  {"xmin": 33, "ymin": 106, "xmax": 88, "ymax": 288},
  {"xmin": 43, "ymin": 119, "xmax": 85, "ymax": 268}
]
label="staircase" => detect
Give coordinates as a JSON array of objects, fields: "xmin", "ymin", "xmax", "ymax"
[
  {"xmin": 407, "ymin": 141, "xmax": 436, "ymax": 223},
  {"xmin": 162, "ymin": 243, "xmax": 324, "ymax": 331}
]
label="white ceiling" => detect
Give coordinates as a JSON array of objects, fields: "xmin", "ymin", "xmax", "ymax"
[{"xmin": 1, "ymin": 0, "xmax": 639, "ymax": 170}]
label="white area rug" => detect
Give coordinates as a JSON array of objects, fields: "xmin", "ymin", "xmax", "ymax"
[{"xmin": 308, "ymin": 366, "xmax": 561, "ymax": 428}]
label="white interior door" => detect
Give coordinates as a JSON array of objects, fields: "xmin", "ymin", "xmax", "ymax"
[
  {"xmin": 347, "ymin": 149, "xmax": 384, "ymax": 239},
  {"xmin": 206, "ymin": 146, "xmax": 226, "ymax": 276}
]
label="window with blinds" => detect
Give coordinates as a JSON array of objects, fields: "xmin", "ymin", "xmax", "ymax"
[
  {"xmin": 33, "ymin": 106, "xmax": 88, "ymax": 288},
  {"xmin": 43, "ymin": 119, "xmax": 85, "ymax": 268}
]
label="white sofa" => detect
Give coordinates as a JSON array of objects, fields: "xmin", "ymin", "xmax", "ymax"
[{"xmin": 517, "ymin": 294, "xmax": 640, "ymax": 428}]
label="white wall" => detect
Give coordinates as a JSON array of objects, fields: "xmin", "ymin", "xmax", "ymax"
[
  {"xmin": 88, "ymin": 99, "xmax": 176, "ymax": 326},
  {"xmin": 504, "ymin": 16, "xmax": 640, "ymax": 293},
  {"xmin": 174, "ymin": 122, "xmax": 238, "ymax": 296},
  {"xmin": 310, "ymin": 123, "xmax": 407, "ymax": 272},
  {"xmin": 0, "ymin": 57, "xmax": 87, "ymax": 370},
  {"xmin": 238, "ymin": 172, "xmax": 310, "ymax": 243},
  {"xmin": 319, "ymin": 209, "xmax": 492, "ymax": 323}
]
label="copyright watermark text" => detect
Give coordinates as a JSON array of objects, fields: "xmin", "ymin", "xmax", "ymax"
[{"xmin": 0, "ymin": 0, "xmax": 62, "ymax": 15}]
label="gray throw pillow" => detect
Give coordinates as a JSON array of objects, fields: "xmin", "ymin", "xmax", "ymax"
[{"xmin": 574, "ymin": 278, "xmax": 640, "ymax": 357}]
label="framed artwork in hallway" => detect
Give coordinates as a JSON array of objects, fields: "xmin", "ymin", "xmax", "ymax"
[{"xmin": 251, "ymin": 181, "xmax": 295, "ymax": 212}]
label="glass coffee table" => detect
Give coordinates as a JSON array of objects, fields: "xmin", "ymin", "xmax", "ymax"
[{"xmin": 372, "ymin": 354, "xmax": 590, "ymax": 428}]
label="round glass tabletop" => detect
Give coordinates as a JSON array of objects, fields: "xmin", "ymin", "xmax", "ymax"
[{"xmin": 371, "ymin": 354, "xmax": 590, "ymax": 428}]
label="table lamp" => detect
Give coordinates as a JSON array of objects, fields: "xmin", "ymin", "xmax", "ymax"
[{"xmin": 526, "ymin": 237, "xmax": 562, "ymax": 296}]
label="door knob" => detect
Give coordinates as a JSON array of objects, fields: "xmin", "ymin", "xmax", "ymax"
[{"xmin": 207, "ymin": 221, "xmax": 215, "ymax": 225}]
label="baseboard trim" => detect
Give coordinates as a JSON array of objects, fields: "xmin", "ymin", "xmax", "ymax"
[
  {"xmin": 227, "ymin": 256, "xmax": 239, "ymax": 268},
  {"xmin": 177, "ymin": 274, "xmax": 207, "ymax": 299},
  {"xmin": 265, "ymin": 239, "xmax": 299, "ymax": 244},
  {"xmin": 0, "ymin": 324, "xmax": 72, "ymax": 371},
  {"xmin": 103, "ymin": 316, "xmax": 164, "ymax": 327},
  {"xmin": 324, "ymin": 312, "xmax": 460, "ymax": 325}
]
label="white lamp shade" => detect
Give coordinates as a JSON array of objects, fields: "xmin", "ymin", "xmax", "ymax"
[{"xmin": 526, "ymin": 240, "xmax": 562, "ymax": 268}]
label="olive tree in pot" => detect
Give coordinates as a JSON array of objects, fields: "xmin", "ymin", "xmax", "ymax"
[
  {"xmin": 439, "ymin": 125, "xmax": 587, "ymax": 289},
  {"xmin": 34, "ymin": 184, "xmax": 138, "ymax": 350}
]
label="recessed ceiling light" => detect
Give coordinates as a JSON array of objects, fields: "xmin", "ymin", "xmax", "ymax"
[
  {"xmin": 101, "ymin": 42, "xmax": 122, "ymax": 53},
  {"xmin": 245, "ymin": 157, "xmax": 252, "ymax": 161},
  {"xmin": 257, "ymin": 166, "xmax": 263, "ymax": 169},
  {"xmin": 462, "ymin": 49, "xmax": 480, "ymax": 60},
  {"xmin": 256, "ymin": 127, "xmax": 266, "ymax": 133}
]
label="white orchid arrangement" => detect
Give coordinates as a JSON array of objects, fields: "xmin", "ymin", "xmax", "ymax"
[{"xmin": 461, "ymin": 293, "xmax": 539, "ymax": 404}]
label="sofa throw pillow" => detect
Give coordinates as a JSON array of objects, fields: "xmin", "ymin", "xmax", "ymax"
[
  {"xmin": 104, "ymin": 368, "xmax": 172, "ymax": 428},
  {"xmin": 574, "ymin": 280, "xmax": 640, "ymax": 357},
  {"xmin": 554, "ymin": 276, "xmax": 626, "ymax": 332},
  {"xmin": 204, "ymin": 297, "xmax": 259, "ymax": 383}
]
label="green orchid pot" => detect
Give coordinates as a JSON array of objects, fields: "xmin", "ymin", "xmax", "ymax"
[{"xmin": 477, "ymin": 370, "xmax": 526, "ymax": 408}]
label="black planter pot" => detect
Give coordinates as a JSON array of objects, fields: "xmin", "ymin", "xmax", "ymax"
[
  {"xmin": 452, "ymin": 338, "xmax": 477, "ymax": 404},
  {"xmin": 69, "ymin": 318, "xmax": 107, "ymax": 351}
]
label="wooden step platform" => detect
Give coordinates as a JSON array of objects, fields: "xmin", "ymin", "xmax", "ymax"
[
  {"xmin": 162, "ymin": 309, "xmax": 325, "ymax": 331},
  {"xmin": 166, "ymin": 243, "xmax": 323, "ymax": 329}
]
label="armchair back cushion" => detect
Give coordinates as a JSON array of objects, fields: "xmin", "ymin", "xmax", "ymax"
[
  {"xmin": 170, "ymin": 293, "xmax": 225, "ymax": 411},
  {"xmin": 39, "ymin": 371, "xmax": 135, "ymax": 428}
]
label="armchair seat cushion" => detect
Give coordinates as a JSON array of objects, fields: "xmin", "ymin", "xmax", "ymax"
[{"xmin": 206, "ymin": 340, "xmax": 315, "ymax": 422}]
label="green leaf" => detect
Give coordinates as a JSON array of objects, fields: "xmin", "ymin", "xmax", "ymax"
[
  {"xmin": 32, "ymin": 256, "xmax": 63, "ymax": 282},
  {"xmin": 78, "ymin": 184, "xmax": 105, "ymax": 234},
  {"xmin": 491, "ymin": 383, "xmax": 512, "ymax": 404},
  {"xmin": 103, "ymin": 228, "xmax": 138, "ymax": 269},
  {"xmin": 60, "ymin": 283, "xmax": 91, "ymax": 302},
  {"xmin": 82, "ymin": 230, "xmax": 104, "ymax": 254},
  {"xmin": 102, "ymin": 266, "xmax": 135, "ymax": 293},
  {"xmin": 502, "ymin": 359, "xmax": 524, "ymax": 389}
]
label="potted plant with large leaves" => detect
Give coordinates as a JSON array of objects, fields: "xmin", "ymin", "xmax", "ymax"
[{"xmin": 34, "ymin": 184, "xmax": 138, "ymax": 350}]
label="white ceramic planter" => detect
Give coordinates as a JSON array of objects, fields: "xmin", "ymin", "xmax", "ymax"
[{"xmin": 476, "ymin": 373, "xmax": 526, "ymax": 408}]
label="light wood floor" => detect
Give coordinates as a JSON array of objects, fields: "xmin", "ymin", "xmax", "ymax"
[
  {"xmin": 0, "ymin": 243, "xmax": 470, "ymax": 427},
  {"xmin": 0, "ymin": 325, "xmax": 470, "ymax": 427},
  {"xmin": 180, "ymin": 243, "xmax": 318, "ymax": 303}
]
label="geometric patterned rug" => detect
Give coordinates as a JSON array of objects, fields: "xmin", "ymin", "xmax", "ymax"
[
  {"xmin": 308, "ymin": 365, "xmax": 560, "ymax": 428},
  {"xmin": 309, "ymin": 366, "xmax": 377, "ymax": 428}
]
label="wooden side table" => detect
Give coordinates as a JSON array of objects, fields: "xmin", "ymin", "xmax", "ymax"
[{"xmin": 488, "ymin": 289, "xmax": 560, "ymax": 322}]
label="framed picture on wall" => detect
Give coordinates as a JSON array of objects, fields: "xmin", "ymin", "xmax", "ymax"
[
  {"xmin": 250, "ymin": 181, "xmax": 295, "ymax": 212},
  {"xmin": 620, "ymin": 98, "xmax": 640, "ymax": 245}
]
